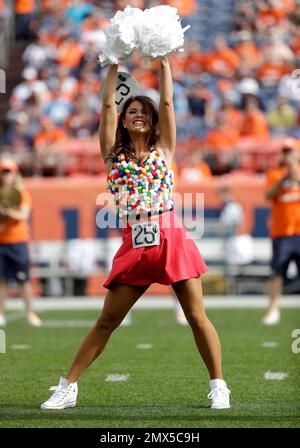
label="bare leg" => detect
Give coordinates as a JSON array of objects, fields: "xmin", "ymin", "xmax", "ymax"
[
  {"xmin": 266, "ymin": 275, "xmax": 282, "ymax": 313},
  {"xmin": 0, "ymin": 280, "xmax": 7, "ymax": 315},
  {"xmin": 66, "ymin": 284, "xmax": 148, "ymax": 383},
  {"xmin": 172, "ymin": 277, "xmax": 223, "ymax": 379},
  {"xmin": 171, "ymin": 288, "xmax": 188, "ymax": 325},
  {"xmin": 18, "ymin": 281, "xmax": 34, "ymax": 314}
]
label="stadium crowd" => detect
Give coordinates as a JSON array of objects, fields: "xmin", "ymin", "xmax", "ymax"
[{"xmin": 2, "ymin": 0, "xmax": 300, "ymax": 177}]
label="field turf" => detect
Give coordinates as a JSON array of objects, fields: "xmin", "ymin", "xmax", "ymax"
[{"xmin": 0, "ymin": 307, "xmax": 299, "ymax": 428}]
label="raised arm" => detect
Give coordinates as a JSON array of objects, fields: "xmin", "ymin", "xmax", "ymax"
[
  {"xmin": 99, "ymin": 64, "xmax": 119, "ymax": 161},
  {"xmin": 158, "ymin": 57, "xmax": 176, "ymax": 157},
  {"xmin": 265, "ymin": 178, "xmax": 284, "ymax": 201}
]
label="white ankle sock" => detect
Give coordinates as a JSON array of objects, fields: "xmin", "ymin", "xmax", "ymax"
[{"xmin": 209, "ymin": 379, "xmax": 227, "ymax": 389}]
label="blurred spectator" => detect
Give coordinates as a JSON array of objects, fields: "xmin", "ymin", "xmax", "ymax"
[
  {"xmin": 267, "ymin": 95, "xmax": 297, "ymax": 134},
  {"xmin": 219, "ymin": 186, "xmax": 244, "ymax": 230},
  {"xmin": 256, "ymin": 53, "xmax": 288, "ymax": 87},
  {"xmin": 33, "ymin": 117, "xmax": 67, "ymax": 176},
  {"xmin": 233, "ymin": 1, "xmax": 257, "ymax": 33},
  {"xmin": 234, "ymin": 31, "xmax": 261, "ymax": 71},
  {"xmin": 184, "ymin": 42, "xmax": 206, "ymax": 76},
  {"xmin": 204, "ymin": 117, "xmax": 239, "ymax": 151},
  {"xmin": 0, "ymin": 156, "xmax": 42, "ymax": 328},
  {"xmin": 67, "ymin": 94, "xmax": 99, "ymax": 138},
  {"xmin": 3, "ymin": 112, "xmax": 33, "ymax": 156},
  {"xmin": 15, "ymin": 0, "xmax": 36, "ymax": 40},
  {"xmin": 205, "ymin": 37, "xmax": 240, "ymax": 78},
  {"xmin": 21, "ymin": 94, "xmax": 42, "ymax": 138},
  {"xmin": 47, "ymin": 66, "xmax": 78, "ymax": 99},
  {"xmin": 40, "ymin": 0, "xmax": 69, "ymax": 14},
  {"xmin": 65, "ymin": 1, "xmax": 94, "ymax": 25},
  {"xmin": 56, "ymin": 35, "xmax": 84, "ymax": 76},
  {"xmin": 263, "ymin": 138, "xmax": 300, "ymax": 325},
  {"xmin": 114, "ymin": 0, "xmax": 145, "ymax": 11},
  {"xmin": 218, "ymin": 186, "xmax": 254, "ymax": 266},
  {"xmin": 179, "ymin": 152, "xmax": 212, "ymax": 183},
  {"xmin": 215, "ymin": 90, "xmax": 244, "ymax": 132},
  {"xmin": 278, "ymin": 72, "xmax": 300, "ymax": 103},
  {"xmin": 239, "ymin": 97, "xmax": 269, "ymax": 139},
  {"xmin": 61, "ymin": 239, "xmax": 97, "ymax": 296},
  {"xmin": 80, "ymin": 13, "xmax": 107, "ymax": 61},
  {"xmin": 163, "ymin": 0, "xmax": 197, "ymax": 17},
  {"xmin": 187, "ymin": 81, "xmax": 214, "ymax": 124},
  {"xmin": 22, "ymin": 32, "xmax": 57, "ymax": 70},
  {"xmin": 238, "ymin": 77, "xmax": 265, "ymax": 111},
  {"xmin": 0, "ymin": 0, "xmax": 10, "ymax": 30},
  {"xmin": 203, "ymin": 117, "xmax": 239, "ymax": 174},
  {"xmin": 290, "ymin": 26, "xmax": 300, "ymax": 60},
  {"xmin": 256, "ymin": 0, "xmax": 290, "ymax": 29},
  {"xmin": 262, "ymin": 29, "xmax": 294, "ymax": 64},
  {"xmin": 43, "ymin": 89, "xmax": 73, "ymax": 126},
  {"xmin": 11, "ymin": 67, "xmax": 50, "ymax": 108}
]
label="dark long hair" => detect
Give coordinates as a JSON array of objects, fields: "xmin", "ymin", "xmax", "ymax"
[{"xmin": 107, "ymin": 96, "xmax": 159, "ymax": 163}]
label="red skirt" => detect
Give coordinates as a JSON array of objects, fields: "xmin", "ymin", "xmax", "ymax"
[{"xmin": 103, "ymin": 210, "xmax": 208, "ymax": 289}]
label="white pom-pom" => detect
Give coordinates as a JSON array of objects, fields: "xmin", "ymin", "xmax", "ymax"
[
  {"xmin": 98, "ymin": 5, "xmax": 190, "ymax": 65},
  {"xmin": 99, "ymin": 6, "xmax": 144, "ymax": 66},
  {"xmin": 139, "ymin": 5, "xmax": 190, "ymax": 60}
]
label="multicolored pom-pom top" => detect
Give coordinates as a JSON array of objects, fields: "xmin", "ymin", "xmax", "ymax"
[{"xmin": 107, "ymin": 147, "xmax": 174, "ymax": 218}]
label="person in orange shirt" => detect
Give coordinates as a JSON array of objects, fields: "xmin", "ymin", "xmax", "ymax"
[
  {"xmin": 234, "ymin": 32, "xmax": 261, "ymax": 70},
  {"xmin": 0, "ymin": 158, "xmax": 41, "ymax": 327},
  {"xmin": 263, "ymin": 139, "xmax": 300, "ymax": 325},
  {"xmin": 34, "ymin": 117, "xmax": 67, "ymax": 176},
  {"xmin": 205, "ymin": 37, "xmax": 240, "ymax": 78},
  {"xmin": 163, "ymin": 0, "xmax": 197, "ymax": 17},
  {"xmin": 179, "ymin": 152, "xmax": 212, "ymax": 183},
  {"xmin": 204, "ymin": 117, "xmax": 240, "ymax": 151},
  {"xmin": 256, "ymin": 56, "xmax": 287, "ymax": 86},
  {"xmin": 40, "ymin": 0, "xmax": 69, "ymax": 13},
  {"xmin": 15, "ymin": 0, "xmax": 36, "ymax": 40},
  {"xmin": 216, "ymin": 91, "xmax": 244, "ymax": 132},
  {"xmin": 183, "ymin": 42, "xmax": 207, "ymax": 76},
  {"xmin": 56, "ymin": 36, "xmax": 84, "ymax": 72},
  {"xmin": 239, "ymin": 97, "xmax": 269, "ymax": 139}
]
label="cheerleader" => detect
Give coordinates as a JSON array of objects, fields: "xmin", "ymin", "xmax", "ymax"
[{"xmin": 41, "ymin": 56, "xmax": 230, "ymax": 410}]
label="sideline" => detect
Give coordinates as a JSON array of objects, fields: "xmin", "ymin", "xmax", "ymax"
[{"xmin": 5, "ymin": 296, "xmax": 300, "ymax": 311}]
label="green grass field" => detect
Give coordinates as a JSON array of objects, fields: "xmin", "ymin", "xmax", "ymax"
[{"xmin": 0, "ymin": 307, "xmax": 299, "ymax": 428}]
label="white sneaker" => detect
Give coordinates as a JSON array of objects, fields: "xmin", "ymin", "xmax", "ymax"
[
  {"xmin": 0, "ymin": 314, "xmax": 6, "ymax": 327},
  {"xmin": 120, "ymin": 312, "xmax": 132, "ymax": 326},
  {"xmin": 41, "ymin": 377, "xmax": 78, "ymax": 410},
  {"xmin": 175, "ymin": 307, "xmax": 188, "ymax": 326},
  {"xmin": 262, "ymin": 308, "xmax": 280, "ymax": 325},
  {"xmin": 27, "ymin": 312, "xmax": 42, "ymax": 327},
  {"xmin": 208, "ymin": 385, "xmax": 231, "ymax": 409}
]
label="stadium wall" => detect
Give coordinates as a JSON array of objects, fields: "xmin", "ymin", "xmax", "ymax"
[
  {"xmin": 24, "ymin": 177, "xmax": 270, "ymax": 296},
  {"xmin": 25, "ymin": 176, "xmax": 269, "ymax": 240}
]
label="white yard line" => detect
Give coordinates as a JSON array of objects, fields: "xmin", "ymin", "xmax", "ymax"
[
  {"xmin": 5, "ymin": 296, "xmax": 300, "ymax": 311},
  {"xmin": 105, "ymin": 374, "xmax": 130, "ymax": 382},
  {"xmin": 11, "ymin": 344, "xmax": 31, "ymax": 350},
  {"xmin": 264, "ymin": 371, "xmax": 288, "ymax": 380},
  {"xmin": 41, "ymin": 320, "xmax": 96, "ymax": 328},
  {"xmin": 136, "ymin": 343, "xmax": 153, "ymax": 349},
  {"xmin": 261, "ymin": 342, "xmax": 278, "ymax": 348}
]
